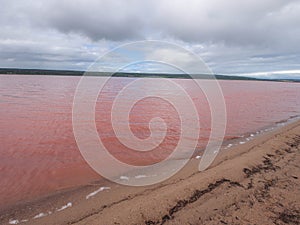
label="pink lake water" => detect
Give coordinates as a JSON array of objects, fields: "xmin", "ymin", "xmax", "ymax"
[{"xmin": 0, "ymin": 75, "xmax": 299, "ymax": 209}]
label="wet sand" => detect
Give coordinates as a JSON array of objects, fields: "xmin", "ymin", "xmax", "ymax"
[{"xmin": 1, "ymin": 119, "xmax": 300, "ymax": 225}]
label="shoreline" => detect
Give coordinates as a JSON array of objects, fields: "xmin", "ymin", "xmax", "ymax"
[
  {"xmin": 1, "ymin": 118, "xmax": 300, "ymax": 224},
  {"xmin": 2, "ymin": 71, "xmax": 299, "ymax": 83},
  {"xmin": 2, "ymin": 115, "xmax": 298, "ymax": 207},
  {"xmin": 219, "ymin": 114, "xmax": 300, "ymax": 152},
  {"xmin": 2, "ymin": 113, "xmax": 298, "ymax": 213}
]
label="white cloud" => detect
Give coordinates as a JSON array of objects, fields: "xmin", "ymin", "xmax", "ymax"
[
  {"xmin": 0, "ymin": 0, "xmax": 300, "ymax": 78},
  {"xmin": 238, "ymin": 70, "xmax": 300, "ymax": 79}
]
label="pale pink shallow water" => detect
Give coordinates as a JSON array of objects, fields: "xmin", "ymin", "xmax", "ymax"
[{"xmin": 0, "ymin": 75, "xmax": 299, "ymax": 209}]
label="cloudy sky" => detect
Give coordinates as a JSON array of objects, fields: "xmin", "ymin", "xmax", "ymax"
[{"xmin": 1, "ymin": 0, "xmax": 300, "ymax": 78}]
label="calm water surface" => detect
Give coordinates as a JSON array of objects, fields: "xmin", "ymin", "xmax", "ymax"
[{"xmin": 0, "ymin": 75, "xmax": 299, "ymax": 209}]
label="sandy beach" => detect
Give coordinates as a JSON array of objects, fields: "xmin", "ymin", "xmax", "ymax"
[{"xmin": 1, "ymin": 119, "xmax": 300, "ymax": 225}]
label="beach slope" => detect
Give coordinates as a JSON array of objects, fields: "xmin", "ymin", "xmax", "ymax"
[{"xmin": 74, "ymin": 121, "xmax": 300, "ymax": 225}]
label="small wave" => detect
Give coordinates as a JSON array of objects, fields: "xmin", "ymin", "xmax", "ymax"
[
  {"xmin": 86, "ymin": 187, "xmax": 110, "ymax": 200},
  {"xmin": 134, "ymin": 175, "xmax": 147, "ymax": 179},
  {"xmin": 33, "ymin": 212, "xmax": 50, "ymax": 219},
  {"xmin": 8, "ymin": 219, "xmax": 19, "ymax": 224},
  {"xmin": 120, "ymin": 176, "xmax": 129, "ymax": 181},
  {"xmin": 227, "ymin": 143, "xmax": 233, "ymax": 148},
  {"xmin": 9, "ymin": 219, "xmax": 28, "ymax": 224},
  {"xmin": 9, "ymin": 219, "xmax": 19, "ymax": 224},
  {"xmin": 57, "ymin": 202, "xmax": 72, "ymax": 211}
]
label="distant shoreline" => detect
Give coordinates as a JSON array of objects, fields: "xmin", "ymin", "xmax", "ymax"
[{"xmin": 1, "ymin": 68, "xmax": 299, "ymax": 82}]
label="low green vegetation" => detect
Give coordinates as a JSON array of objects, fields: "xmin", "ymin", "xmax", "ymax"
[{"xmin": 0, "ymin": 68, "xmax": 298, "ymax": 82}]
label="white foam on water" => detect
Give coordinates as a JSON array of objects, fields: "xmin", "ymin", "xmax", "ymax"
[
  {"xmin": 57, "ymin": 202, "xmax": 72, "ymax": 211},
  {"xmin": 9, "ymin": 219, "xmax": 19, "ymax": 224},
  {"xmin": 33, "ymin": 212, "xmax": 48, "ymax": 219},
  {"xmin": 86, "ymin": 187, "xmax": 111, "ymax": 200},
  {"xmin": 9, "ymin": 218, "xmax": 28, "ymax": 224},
  {"xmin": 195, "ymin": 155, "xmax": 202, "ymax": 159},
  {"xmin": 134, "ymin": 175, "xmax": 147, "ymax": 179},
  {"xmin": 120, "ymin": 176, "xmax": 129, "ymax": 181}
]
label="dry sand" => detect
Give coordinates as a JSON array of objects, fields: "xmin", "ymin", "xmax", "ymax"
[{"xmin": 1, "ymin": 120, "xmax": 300, "ymax": 225}]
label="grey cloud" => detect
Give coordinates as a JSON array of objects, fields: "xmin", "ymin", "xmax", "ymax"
[
  {"xmin": 153, "ymin": 0, "xmax": 300, "ymax": 53},
  {"xmin": 0, "ymin": 0, "xmax": 300, "ymax": 77},
  {"xmin": 15, "ymin": 0, "xmax": 148, "ymax": 41},
  {"xmin": 6, "ymin": 0, "xmax": 300, "ymax": 46}
]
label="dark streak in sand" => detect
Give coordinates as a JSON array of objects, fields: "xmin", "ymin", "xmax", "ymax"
[{"xmin": 145, "ymin": 135, "xmax": 300, "ymax": 225}]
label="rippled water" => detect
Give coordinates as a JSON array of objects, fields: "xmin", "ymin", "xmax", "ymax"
[{"xmin": 0, "ymin": 75, "xmax": 299, "ymax": 209}]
